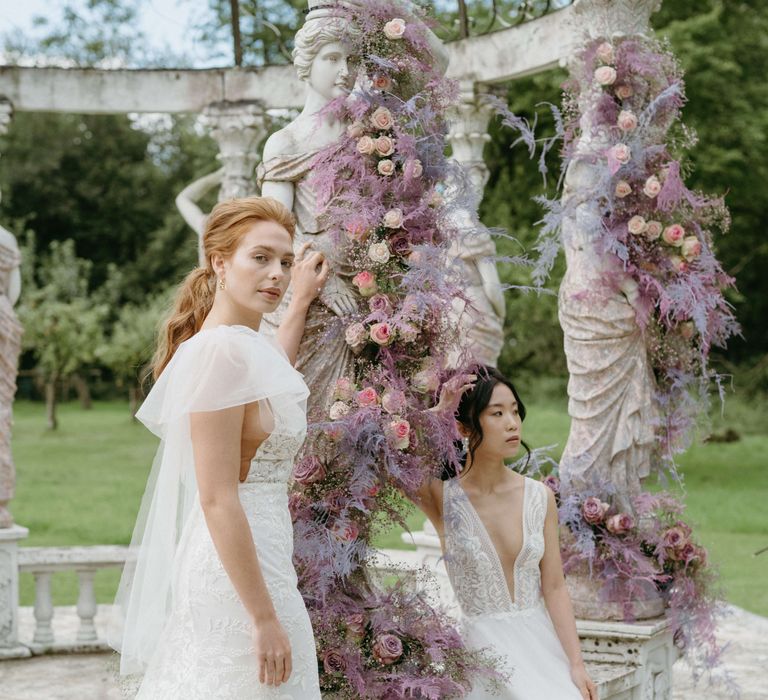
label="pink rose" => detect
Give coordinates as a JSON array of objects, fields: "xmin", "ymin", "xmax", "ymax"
[
  {"xmin": 542, "ymin": 475, "xmax": 560, "ymax": 494},
  {"xmin": 293, "ymin": 455, "xmax": 326, "ymax": 485},
  {"xmin": 595, "ymin": 41, "xmax": 614, "ymax": 64},
  {"xmin": 383, "ymin": 208, "xmax": 403, "ymax": 228},
  {"xmin": 413, "ymin": 368, "xmax": 440, "ymax": 394},
  {"xmin": 582, "ymin": 496, "xmax": 610, "ymax": 525},
  {"xmin": 627, "ymin": 215, "xmax": 647, "ymax": 235},
  {"xmin": 405, "ymin": 159, "xmax": 423, "ymax": 178},
  {"xmin": 617, "ymin": 110, "xmax": 638, "ymax": 132},
  {"xmin": 372, "ymin": 74, "xmax": 392, "ymax": 91},
  {"xmin": 662, "ymin": 224, "xmax": 685, "ymax": 247},
  {"xmin": 345, "ymin": 322, "xmax": 368, "ymax": 348},
  {"xmin": 369, "ymin": 293, "xmax": 393, "ymax": 315},
  {"xmin": 643, "ymin": 175, "xmax": 662, "ymax": 198},
  {"xmin": 333, "ymin": 377, "xmax": 356, "ymax": 402},
  {"xmin": 368, "ymin": 241, "xmax": 391, "ymax": 264},
  {"xmin": 353, "ymin": 270, "xmax": 378, "ymax": 296},
  {"xmin": 679, "ymin": 320, "xmax": 696, "ymax": 340},
  {"xmin": 615, "ymin": 84, "xmax": 633, "ymax": 99},
  {"xmin": 386, "ymin": 418, "xmax": 411, "ymax": 450},
  {"xmin": 645, "ymin": 220, "xmax": 663, "ymax": 240},
  {"xmin": 611, "ymin": 143, "xmax": 631, "ymax": 165},
  {"xmin": 662, "ymin": 526, "xmax": 687, "ymax": 552},
  {"xmin": 381, "ymin": 389, "xmax": 407, "ymax": 415},
  {"xmin": 370, "ymin": 322, "xmax": 394, "ymax": 346},
  {"xmin": 329, "ymin": 401, "xmax": 351, "ymax": 420},
  {"xmin": 357, "ymin": 136, "xmax": 375, "ymax": 155},
  {"xmin": 681, "ymin": 542, "xmax": 698, "ymax": 565},
  {"xmin": 371, "ymin": 106, "xmax": 394, "ymax": 130},
  {"xmin": 347, "ymin": 121, "xmax": 365, "ymax": 138},
  {"xmin": 614, "ymin": 180, "xmax": 632, "ymax": 198},
  {"xmin": 681, "ymin": 236, "xmax": 701, "ymax": 261},
  {"xmin": 594, "ymin": 66, "xmax": 617, "ymax": 86},
  {"xmin": 377, "ymin": 159, "xmax": 395, "ymax": 176},
  {"xmin": 397, "ymin": 321, "xmax": 419, "ymax": 343},
  {"xmin": 389, "ymin": 231, "xmax": 412, "ymax": 257},
  {"xmin": 372, "ymin": 633, "xmax": 403, "ymax": 664},
  {"xmin": 605, "ymin": 512, "xmax": 634, "ymax": 535},
  {"xmin": 375, "ymin": 135, "xmax": 395, "ymax": 157},
  {"xmin": 356, "ymin": 387, "xmax": 379, "ymax": 408},
  {"xmin": 345, "ymin": 613, "xmax": 366, "ymax": 640},
  {"xmin": 428, "ymin": 189, "xmax": 443, "ymax": 207},
  {"xmin": 383, "ymin": 18, "xmax": 406, "ymax": 40},
  {"xmin": 669, "ymin": 255, "xmax": 687, "ymax": 273},
  {"xmin": 345, "ymin": 219, "xmax": 369, "ymax": 241},
  {"xmin": 323, "ymin": 649, "xmax": 346, "ymax": 674},
  {"xmin": 332, "ymin": 519, "xmax": 359, "ymax": 542}
]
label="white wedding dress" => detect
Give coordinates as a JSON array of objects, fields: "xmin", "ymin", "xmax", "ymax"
[
  {"xmin": 443, "ymin": 476, "xmax": 582, "ymax": 699},
  {"xmin": 111, "ymin": 325, "xmax": 321, "ymax": 699}
]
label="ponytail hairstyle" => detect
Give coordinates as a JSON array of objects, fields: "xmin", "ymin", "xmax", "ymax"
[
  {"xmin": 151, "ymin": 196, "xmax": 295, "ymax": 379},
  {"xmin": 442, "ymin": 365, "xmax": 531, "ymax": 479}
]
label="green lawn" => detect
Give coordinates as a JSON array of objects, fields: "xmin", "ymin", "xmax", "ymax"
[{"xmin": 9, "ymin": 397, "xmax": 768, "ymax": 616}]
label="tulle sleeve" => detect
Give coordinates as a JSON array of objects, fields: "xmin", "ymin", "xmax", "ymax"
[{"xmin": 110, "ymin": 325, "xmax": 308, "ymax": 676}]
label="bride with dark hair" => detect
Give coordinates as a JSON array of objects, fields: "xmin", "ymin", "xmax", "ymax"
[{"xmin": 418, "ymin": 366, "xmax": 598, "ymax": 700}]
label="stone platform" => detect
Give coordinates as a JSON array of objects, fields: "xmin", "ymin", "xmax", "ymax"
[{"xmin": 0, "ymin": 604, "xmax": 766, "ymax": 699}]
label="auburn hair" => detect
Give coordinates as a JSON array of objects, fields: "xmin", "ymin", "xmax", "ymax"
[{"xmin": 151, "ymin": 196, "xmax": 295, "ymax": 379}]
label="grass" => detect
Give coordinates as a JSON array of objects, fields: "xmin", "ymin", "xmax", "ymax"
[{"xmin": 9, "ymin": 396, "xmax": 768, "ymax": 616}]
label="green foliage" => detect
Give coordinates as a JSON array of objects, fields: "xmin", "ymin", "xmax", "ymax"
[{"xmin": 16, "ymin": 237, "xmax": 107, "ymax": 384}]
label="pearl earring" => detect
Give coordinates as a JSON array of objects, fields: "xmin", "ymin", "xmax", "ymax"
[{"xmin": 218, "ymin": 278, "xmax": 225, "ymax": 291}]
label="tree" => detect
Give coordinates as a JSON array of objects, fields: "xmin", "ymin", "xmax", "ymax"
[
  {"xmin": 16, "ymin": 237, "xmax": 107, "ymax": 429},
  {"xmin": 97, "ymin": 291, "xmax": 171, "ymax": 418}
]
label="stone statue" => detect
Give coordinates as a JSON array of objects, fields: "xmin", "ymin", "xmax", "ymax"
[
  {"xmin": 444, "ymin": 195, "xmax": 505, "ymax": 368},
  {"xmin": 0, "ymin": 217, "xmax": 23, "ymax": 528},
  {"xmin": 557, "ymin": 0, "xmax": 663, "ymax": 515},
  {"xmin": 175, "ymin": 168, "xmax": 225, "ymax": 263},
  {"xmin": 257, "ymin": 0, "xmax": 447, "ymax": 419}
]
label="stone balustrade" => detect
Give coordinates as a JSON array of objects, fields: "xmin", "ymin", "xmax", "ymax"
[{"xmin": 16, "ymin": 545, "xmax": 128, "ymax": 654}]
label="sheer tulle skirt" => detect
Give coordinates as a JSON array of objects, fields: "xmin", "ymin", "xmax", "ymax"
[
  {"xmin": 463, "ymin": 603, "xmax": 583, "ymax": 700},
  {"xmin": 135, "ymin": 484, "xmax": 320, "ymax": 699}
]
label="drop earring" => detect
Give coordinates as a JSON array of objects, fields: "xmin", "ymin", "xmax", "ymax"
[
  {"xmin": 218, "ymin": 278, "xmax": 225, "ymax": 291},
  {"xmin": 461, "ymin": 436, "xmax": 469, "ymax": 452}
]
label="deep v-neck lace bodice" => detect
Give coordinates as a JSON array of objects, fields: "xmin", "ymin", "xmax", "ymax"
[{"xmin": 443, "ymin": 476, "xmax": 548, "ymax": 618}]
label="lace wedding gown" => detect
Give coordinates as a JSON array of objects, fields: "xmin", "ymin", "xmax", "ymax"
[
  {"xmin": 443, "ymin": 476, "xmax": 582, "ymax": 699},
  {"xmin": 111, "ymin": 325, "xmax": 321, "ymax": 699}
]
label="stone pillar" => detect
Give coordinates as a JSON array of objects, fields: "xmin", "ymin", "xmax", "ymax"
[
  {"xmin": 202, "ymin": 100, "xmax": 268, "ymax": 201},
  {"xmin": 446, "ymin": 80, "xmax": 493, "ymax": 197},
  {"xmin": 444, "ymin": 80, "xmax": 505, "ymax": 369}
]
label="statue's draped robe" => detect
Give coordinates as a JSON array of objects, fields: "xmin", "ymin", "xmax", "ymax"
[
  {"xmin": 257, "ymin": 152, "xmax": 357, "ymax": 421},
  {"xmin": 0, "ymin": 241, "xmax": 22, "ymax": 527},
  {"xmin": 558, "ymin": 176, "xmax": 658, "ymax": 512}
]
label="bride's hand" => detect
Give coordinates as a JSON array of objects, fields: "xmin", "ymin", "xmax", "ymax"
[
  {"xmin": 252, "ymin": 616, "xmax": 293, "ymax": 686},
  {"xmin": 571, "ymin": 663, "xmax": 598, "ymax": 700},
  {"xmin": 429, "ymin": 373, "xmax": 476, "ymax": 414},
  {"xmin": 291, "ymin": 242, "xmax": 330, "ymax": 307}
]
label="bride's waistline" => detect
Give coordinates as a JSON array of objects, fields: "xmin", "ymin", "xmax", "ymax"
[
  {"xmin": 237, "ymin": 481, "xmax": 290, "ymax": 493},
  {"xmin": 461, "ymin": 599, "xmax": 546, "ymax": 623}
]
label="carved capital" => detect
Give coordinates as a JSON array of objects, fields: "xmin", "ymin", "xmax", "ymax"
[
  {"xmin": 202, "ymin": 101, "xmax": 268, "ymax": 201},
  {"xmin": 572, "ymin": 0, "xmax": 661, "ymax": 42},
  {"xmin": 447, "ymin": 81, "xmax": 493, "ymax": 194}
]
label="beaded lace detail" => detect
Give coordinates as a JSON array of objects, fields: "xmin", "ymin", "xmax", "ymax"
[{"xmin": 443, "ymin": 477, "xmax": 548, "ymax": 618}]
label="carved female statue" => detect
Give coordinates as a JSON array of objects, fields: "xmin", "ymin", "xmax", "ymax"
[
  {"xmin": 558, "ymin": 155, "xmax": 658, "ymax": 513},
  {"xmin": 257, "ymin": 4, "xmax": 359, "ymax": 420},
  {"xmin": 0, "ymin": 219, "xmax": 22, "ymax": 528}
]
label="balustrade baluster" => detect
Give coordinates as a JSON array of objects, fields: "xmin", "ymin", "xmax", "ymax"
[
  {"xmin": 75, "ymin": 569, "xmax": 98, "ymax": 642},
  {"xmin": 32, "ymin": 570, "xmax": 54, "ymax": 645}
]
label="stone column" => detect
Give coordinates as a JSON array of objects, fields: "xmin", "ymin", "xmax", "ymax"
[
  {"xmin": 444, "ymin": 80, "xmax": 505, "ymax": 368},
  {"xmin": 0, "ymin": 96, "xmax": 30, "ymax": 659},
  {"xmin": 446, "ymin": 80, "xmax": 493, "ymax": 197},
  {"xmin": 202, "ymin": 100, "xmax": 268, "ymax": 201}
]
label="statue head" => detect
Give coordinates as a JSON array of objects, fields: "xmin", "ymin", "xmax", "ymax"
[{"xmin": 293, "ymin": 3, "xmax": 357, "ymax": 101}]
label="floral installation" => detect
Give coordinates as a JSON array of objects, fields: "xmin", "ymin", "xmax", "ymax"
[
  {"xmin": 288, "ymin": 1, "xmax": 498, "ymax": 696},
  {"xmin": 539, "ymin": 470, "xmax": 735, "ymax": 691},
  {"xmin": 536, "ymin": 35, "xmax": 739, "ymax": 467}
]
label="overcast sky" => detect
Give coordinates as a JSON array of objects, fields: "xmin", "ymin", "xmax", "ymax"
[{"xmin": 0, "ymin": 0, "xmax": 226, "ymax": 67}]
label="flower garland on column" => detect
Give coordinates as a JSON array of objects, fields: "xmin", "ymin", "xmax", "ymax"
[
  {"xmin": 533, "ymin": 34, "xmax": 740, "ymax": 691},
  {"xmin": 289, "ymin": 2, "xmax": 499, "ymax": 697}
]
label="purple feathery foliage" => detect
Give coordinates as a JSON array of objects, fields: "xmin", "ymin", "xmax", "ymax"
[
  {"xmin": 288, "ymin": 1, "xmax": 500, "ymax": 696},
  {"xmin": 540, "ymin": 34, "xmax": 739, "ymax": 466},
  {"xmin": 536, "ymin": 466, "xmax": 737, "ymax": 693}
]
